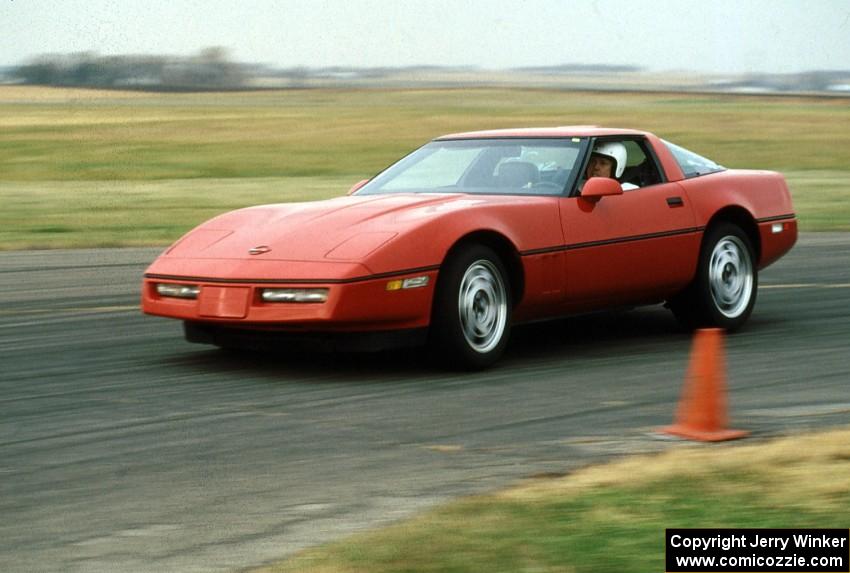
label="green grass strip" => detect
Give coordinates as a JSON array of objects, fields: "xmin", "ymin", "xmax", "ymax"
[{"xmin": 1, "ymin": 87, "xmax": 848, "ymax": 249}]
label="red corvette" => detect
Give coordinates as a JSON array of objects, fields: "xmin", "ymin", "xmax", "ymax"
[{"xmin": 142, "ymin": 127, "xmax": 796, "ymax": 368}]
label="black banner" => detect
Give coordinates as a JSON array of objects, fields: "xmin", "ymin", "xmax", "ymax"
[{"xmin": 666, "ymin": 528, "xmax": 849, "ymax": 572}]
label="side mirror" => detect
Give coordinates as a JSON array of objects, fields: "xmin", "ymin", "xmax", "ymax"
[
  {"xmin": 347, "ymin": 179, "xmax": 369, "ymax": 195},
  {"xmin": 581, "ymin": 177, "xmax": 623, "ymax": 201}
]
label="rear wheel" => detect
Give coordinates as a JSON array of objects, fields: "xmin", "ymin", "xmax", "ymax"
[
  {"xmin": 669, "ymin": 222, "xmax": 757, "ymax": 331},
  {"xmin": 430, "ymin": 244, "xmax": 512, "ymax": 370}
]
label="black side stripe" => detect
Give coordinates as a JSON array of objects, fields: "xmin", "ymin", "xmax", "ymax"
[
  {"xmin": 520, "ymin": 227, "xmax": 702, "ymax": 257},
  {"xmin": 519, "ymin": 215, "xmax": 796, "ymax": 258},
  {"xmin": 145, "ymin": 264, "xmax": 441, "ymax": 286},
  {"xmin": 757, "ymin": 214, "xmax": 796, "ymax": 223}
]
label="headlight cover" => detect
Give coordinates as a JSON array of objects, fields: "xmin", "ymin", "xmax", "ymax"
[
  {"xmin": 156, "ymin": 283, "xmax": 200, "ymax": 299},
  {"xmin": 260, "ymin": 288, "xmax": 329, "ymax": 303}
]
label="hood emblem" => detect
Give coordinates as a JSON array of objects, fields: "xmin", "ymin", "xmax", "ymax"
[{"xmin": 249, "ymin": 245, "xmax": 271, "ymax": 255}]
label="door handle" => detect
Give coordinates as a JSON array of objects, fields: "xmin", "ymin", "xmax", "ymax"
[{"xmin": 666, "ymin": 196, "xmax": 684, "ymax": 207}]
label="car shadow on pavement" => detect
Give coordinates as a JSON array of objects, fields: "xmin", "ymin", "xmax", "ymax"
[
  {"xmin": 506, "ymin": 305, "xmax": 688, "ymax": 357},
  {"xmin": 157, "ymin": 305, "xmax": 694, "ymax": 381}
]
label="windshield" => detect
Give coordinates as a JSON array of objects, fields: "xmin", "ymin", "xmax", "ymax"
[{"xmin": 356, "ymin": 138, "xmax": 584, "ymax": 196}]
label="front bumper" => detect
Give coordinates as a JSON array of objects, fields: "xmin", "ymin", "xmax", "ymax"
[{"xmin": 141, "ymin": 268, "xmax": 439, "ymax": 332}]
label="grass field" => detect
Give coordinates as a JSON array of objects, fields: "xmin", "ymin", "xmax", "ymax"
[
  {"xmin": 1, "ymin": 86, "xmax": 848, "ymax": 249},
  {"xmin": 254, "ymin": 428, "xmax": 850, "ymax": 573}
]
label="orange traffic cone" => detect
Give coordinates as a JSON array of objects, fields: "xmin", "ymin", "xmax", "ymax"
[{"xmin": 660, "ymin": 328, "xmax": 748, "ymax": 442}]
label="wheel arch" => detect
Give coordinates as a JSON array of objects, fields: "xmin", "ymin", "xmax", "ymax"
[
  {"xmin": 669, "ymin": 206, "xmax": 760, "ymax": 331},
  {"xmin": 441, "ymin": 230, "xmax": 525, "ymax": 306},
  {"xmin": 703, "ymin": 206, "xmax": 761, "ymax": 264}
]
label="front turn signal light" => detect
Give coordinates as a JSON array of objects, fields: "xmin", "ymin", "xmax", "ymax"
[{"xmin": 386, "ymin": 276, "xmax": 429, "ymax": 291}]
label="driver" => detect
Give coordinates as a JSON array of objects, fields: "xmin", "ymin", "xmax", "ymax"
[{"xmin": 584, "ymin": 142, "xmax": 638, "ymax": 190}]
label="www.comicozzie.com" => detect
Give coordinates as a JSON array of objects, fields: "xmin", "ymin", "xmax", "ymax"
[{"xmin": 665, "ymin": 528, "xmax": 849, "ymax": 572}]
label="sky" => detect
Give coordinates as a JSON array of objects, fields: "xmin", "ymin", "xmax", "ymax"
[{"xmin": 2, "ymin": 0, "xmax": 849, "ymax": 74}]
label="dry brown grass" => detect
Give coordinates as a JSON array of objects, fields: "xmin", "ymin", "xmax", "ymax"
[
  {"xmin": 500, "ymin": 428, "xmax": 850, "ymax": 513},
  {"xmin": 0, "ymin": 85, "xmax": 150, "ymax": 101}
]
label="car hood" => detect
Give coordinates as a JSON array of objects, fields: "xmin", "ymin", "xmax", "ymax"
[{"xmin": 161, "ymin": 193, "xmax": 479, "ymax": 262}]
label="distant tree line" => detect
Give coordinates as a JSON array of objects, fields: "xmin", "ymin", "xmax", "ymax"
[
  {"xmin": 734, "ymin": 70, "xmax": 850, "ymax": 92},
  {"xmin": 513, "ymin": 64, "xmax": 642, "ymax": 74},
  {"xmin": 8, "ymin": 50, "xmax": 849, "ymax": 94},
  {"xmin": 13, "ymin": 47, "xmax": 246, "ymax": 90}
]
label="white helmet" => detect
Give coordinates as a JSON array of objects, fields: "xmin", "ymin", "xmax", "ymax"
[{"xmin": 591, "ymin": 142, "xmax": 627, "ymax": 178}]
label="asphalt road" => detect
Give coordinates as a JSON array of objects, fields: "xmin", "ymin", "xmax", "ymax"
[{"xmin": 1, "ymin": 234, "xmax": 849, "ymax": 573}]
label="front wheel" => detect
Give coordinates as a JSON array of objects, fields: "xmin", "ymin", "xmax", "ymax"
[
  {"xmin": 669, "ymin": 223, "xmax": 757, "ymax": 331},
  {"xmin": 430, "ymin": 244, "xmax": 512, "ymax": 370}
]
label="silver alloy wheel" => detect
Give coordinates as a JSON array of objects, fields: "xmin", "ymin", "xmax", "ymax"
[
  {"xmin": 457, "ymin": 259, "xmax": 507, "ymax": 354},
  {"xmin": 708, "ymin": 235, "xmax": 754, "ymax": 318}
]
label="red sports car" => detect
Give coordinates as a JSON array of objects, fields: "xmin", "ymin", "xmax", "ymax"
[{"xmin": 142, "ymin": 127, "xmax": 796, "ymax": 368}]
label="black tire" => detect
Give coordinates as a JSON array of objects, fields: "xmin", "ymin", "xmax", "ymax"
[
  {"xmin": 430, "ymin": 244, "xmax": 512, "ymax": 370},
  {"xmin": 669, "ymin": 222, "xmax": 758, "ymax": 331}
]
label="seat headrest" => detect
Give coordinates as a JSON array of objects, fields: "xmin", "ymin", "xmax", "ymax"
[{"xmin": 496, "ymin": 161, "xmax": 539, "ymax": 188}]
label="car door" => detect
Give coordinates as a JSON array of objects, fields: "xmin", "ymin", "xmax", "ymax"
[{"xmin": 558, "ymin": 139, "xmax": 701, "ymax": 310}]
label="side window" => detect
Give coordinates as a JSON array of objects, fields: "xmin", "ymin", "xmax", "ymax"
[
  {"xmin": 619, "ymin": 139, "xmax": 664, "ymax": 190},
  {"xmin": 662, "ymin": 139, "xmax": 724, "ymax": 178},
  {"xmin": 578, "ymin": 138, "xmax": 665, "ymax": 195}
]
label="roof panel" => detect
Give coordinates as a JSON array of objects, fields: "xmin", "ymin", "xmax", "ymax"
[{"xmin": 435, "ymin": 126, "xmax": 650, "ymax": 140}]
